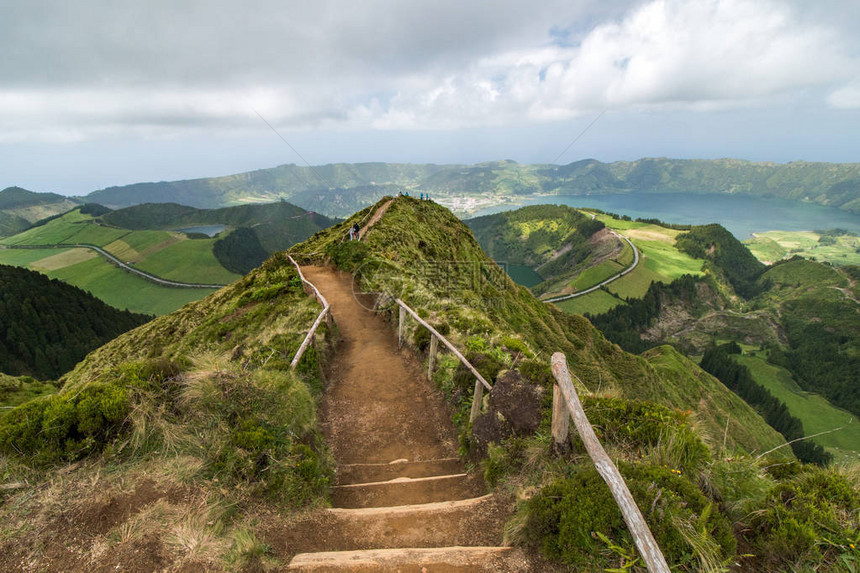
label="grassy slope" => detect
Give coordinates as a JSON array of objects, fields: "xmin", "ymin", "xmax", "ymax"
[
  {"xmin": 735, "ymin": 354, "xmax": 860, "ymax": 464},
  {"xmin": 61, "ymin": 251, "xmax": 324, "ymax": 391},
  {"xmin": 0, "ymin": 253, "xmax": 332, "ymax": 569},
  {"xmin": 643, "ymin": 346, "xmax": 786, "ymax": 455},
  {"xmin": 291, "ymin": 196, "xmax": 784, "ymax": 456}
]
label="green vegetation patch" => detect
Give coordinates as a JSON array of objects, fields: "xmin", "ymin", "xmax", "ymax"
[
  {"xmin": 0, "ymin": 373, "xmax": 58, "ymax": 408},
  {"xmin": 44, "ymin": 255, "xmax": 217, "ymax": 315},
  {"xmin": 523, "ymin": 463, "xmax": 735, "ymax": 570},
  {"xmin": 132, "ymin": 236, "xmax": 240, "ymax": 284},
  {"xmin": 554, "ymin": 289, "xmax": 625, "ymax": 315},
  {"xmin": 736, "ymin": 354, "xmax": 860, "ymax": 464}
]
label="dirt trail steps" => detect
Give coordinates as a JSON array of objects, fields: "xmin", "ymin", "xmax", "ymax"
[{"xmin": 283, "ymin": 264, "xmax": 527, "ymax": 571}]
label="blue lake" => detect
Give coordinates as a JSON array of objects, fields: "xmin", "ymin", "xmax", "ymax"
[
  {"xmin": 468, "ymin": 193, "xmax": 860, "ymax": 239},
  {"xmin": 176, "ymin": 225, "xmax": 227, "ymax": 237}
]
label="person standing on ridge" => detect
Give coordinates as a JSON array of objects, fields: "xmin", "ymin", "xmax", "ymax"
[{"xmin": 353, "ymin": 222, "xmax": 360, "ymax": 241}]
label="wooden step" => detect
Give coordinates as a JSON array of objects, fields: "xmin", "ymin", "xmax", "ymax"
[
  {"xmin": 336, "ymin": 458, "xmax": 462, "ymax": 485},
  {"xmin": 269, "ymin": 495, "xmax": 509, "ymax": 556},
  {"xmin": 331, "ymin": 473, "xmax": 483, "ymax": 509},
  {"xmin": 323, "ymin": 495, "xmax": 502, "ymax": 549},
  {"xmin": 287, "ymin": 546, "xmax": 514, "ymax": 572}
]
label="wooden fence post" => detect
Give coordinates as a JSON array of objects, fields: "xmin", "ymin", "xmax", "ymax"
[
  {"xmin": 551, "ymin": 382, "xmax": 570, "ymax": 453},
  {"xmin": 427, "ymin": 334, "xmax": 438, "ymax": 380},
  {"xmin": 551, "ymin": 352, "xmax": 670, "ymax": 573},
  {"xmin": 469, "ymin": 378, "xmax": 484, "ymax": 424},
  {"xmin": 398, "ymin": 305, "xmax": 405, "ymax": 348}
]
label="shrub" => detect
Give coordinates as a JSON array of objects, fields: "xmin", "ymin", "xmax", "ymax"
[
  {"xmin": 579, "ymin": 397, "xmax": 711, "ymax": 474},
  {"xmin": 326, "ymin": 240, "xmax": 370, "ymax": 271},
  {"xmin": 0, "ymin": 382, "xmax": 130, "ymax": 463},
  {"xmin": 745, "ymin": 467, "xmax": 860, "ymax": 569},
  {"xmin": 525, "ymin": 463, "xmax": 735, "ymax": 569}
]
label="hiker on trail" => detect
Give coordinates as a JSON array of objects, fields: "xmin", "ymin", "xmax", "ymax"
[
  {"xmin": 353, "ymin": 222, "xmax": 360, "ymax": 240},
  {"xmin": 347, "ymin": 226, "xmax": 354, "ymax": 241},
  {"xmin": 420, "ymin": 192, "xmax": 424, "ymax": 200}
]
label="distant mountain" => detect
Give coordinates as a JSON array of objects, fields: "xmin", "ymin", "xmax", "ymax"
[
  {"xmin": 0, "ymin": 264, "xmax": 151, "ymax": 379},
  {"xmin": 78, "ymin": 158, "xmax": 860, "ymax": 217},
  {"xmin": 0, "ymin": 186, "xmax": 80, "ymax": 227}
]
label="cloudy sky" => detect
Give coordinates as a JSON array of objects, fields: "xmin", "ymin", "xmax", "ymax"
[{"xmin": 2, "ymin": 0, "xmax": 859, "ymax": 196}]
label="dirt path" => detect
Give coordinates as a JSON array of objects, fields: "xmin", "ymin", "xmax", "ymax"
[
  {"xmin": 302, "ymin": 265, "xmax": 459, "ymax": 464},
  {"xmin": 357, "ymin": 197, "xmax": 394, "ymax": 242},
  {"xmin": 274, "ymin": 265, "xmax": 541, "ymax": 570}
]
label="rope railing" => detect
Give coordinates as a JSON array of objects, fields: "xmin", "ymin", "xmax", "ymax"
[
  {"xmin": 288, "ymin": 255, "xmax": 331, "ymax": 370},
  {"xmin": 394, "ymin": 298, "xmax": 492, "ymax": 423},
  {"xmin": 550, "ymin": 352, "xmax": 670, "ymax": 573}
]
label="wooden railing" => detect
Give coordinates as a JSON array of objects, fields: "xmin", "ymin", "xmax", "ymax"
[
  {"xmin": 550, "ymin": 352, "xmax": 670, "ymax": 573},
  {"xmin": 289, "ymin": 255, "xmax": 332, "ymax": 370},
  {"xmin": 395, "ymin": 299, "xmax": 492, "ymax": 423}
]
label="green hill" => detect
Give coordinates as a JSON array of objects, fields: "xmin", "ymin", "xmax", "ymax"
[{"xmin": 0, "ymin": 264, "xmax": 150, "ymax": 379}]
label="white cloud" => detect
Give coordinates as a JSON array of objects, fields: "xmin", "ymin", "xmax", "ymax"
[
  {"xmin": 370, "ymin": 0, "xmax": 857, "ymax": 129},
  {"xmin": 0, "ymin": 0, "xmax": 857, "ymax": 141}
]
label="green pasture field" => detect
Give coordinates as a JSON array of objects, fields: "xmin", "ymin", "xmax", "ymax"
[
  {"xmin": 554, "ymin": 289, "xmax": 626, "ymax": 315},
  {"xmin": 602, "ymin": 224, "xmax": 704, "ymax": 300},
  {"xmin": 0, "ymin": 246, "xmax": 216, "ymax": 315},
  {"xmin": 0, "ymin": 247, "xmax": 75, "ymax": 267},
  {"xmin": 547, "ymin": 216, "xmax": 705, "ymax": 311},
  {"xmin": 2, "ymin": 210, "xmax": 238, "ymax": 285},
  {"xmin": 614, "ymin": 239, "xmax": 635, "ymax": 266},
  {"xmin": 735, "ymin": 353, "xmax": 860, "ymax": 464},
  {"xmin": 104, "ymin": 230, "xmax": 178, "ymax": 261},
  {"xmin": 571, "ymin": 259, "xmax": 624, "ymax": 290},
  {"xmin": 746, "ymin": 230, "xmax": 860, "ymax": 265},
  {"xmin": 133, "ymin": 239, "xmax": 240, "ymax": 284},
  {"xmin": 47, "ymin": 256, "xmax": 218, "ymax": 315}
]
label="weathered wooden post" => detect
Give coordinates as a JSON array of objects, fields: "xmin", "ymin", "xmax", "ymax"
[
  {"xmin": 398, "ymin": 304, "xmax": 405, "ymax": 347},
  {"xmin": 551, "ymin": 382, "xmax": 570, "ymax": 453},
  {"xmin": 469, "ymin": 378, "xmax": 484, "ymax": 424},
  {"xmin": 427, "ymin": 334, "xmax": 439, "ymax": 379},
  {"xmin": 551, "ymin": 352, "xmax": 670, "ymax": 573}
]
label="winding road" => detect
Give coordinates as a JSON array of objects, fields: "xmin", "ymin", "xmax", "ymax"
[
  {"xmin": 544, "ymin": 231, "xmax": 640, "ymax": 304},
  {"xmin": 2, "ymin": 243, "xmax": 227, "ymax": 289}
]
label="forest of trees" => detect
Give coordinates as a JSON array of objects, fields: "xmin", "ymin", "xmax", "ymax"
[
  {"xmin": 700, "ymin": 343, "xmax": 832, "ymax": 466},
  {"xmin": 0, "ymin": 265, "xmax": 151, "ymax": 379}
]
